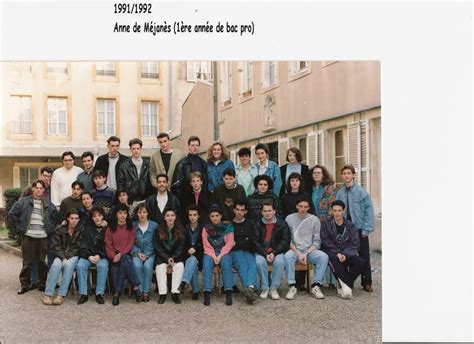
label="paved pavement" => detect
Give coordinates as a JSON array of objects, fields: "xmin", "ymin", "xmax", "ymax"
[{"xmin": 0, "ymin": 249, "xmax": 381, "ymax": 343}]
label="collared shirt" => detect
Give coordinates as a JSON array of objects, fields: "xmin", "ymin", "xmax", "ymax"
[
  {"xmin": 255, "ymin": 159, "xmax": 269, "ymax": 175},
  {"xmin": 156, "ymin": 192, "xmax": 168, "ymax": 213}
]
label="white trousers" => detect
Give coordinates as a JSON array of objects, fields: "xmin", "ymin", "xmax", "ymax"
[{"xmin": 155, "ymin": 262, "xmax": 184, "ymax": 295}]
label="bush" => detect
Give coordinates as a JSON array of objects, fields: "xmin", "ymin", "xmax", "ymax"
[{"xmin": 4, "ymin": 188, "xmax": 22, "ymax": 242}]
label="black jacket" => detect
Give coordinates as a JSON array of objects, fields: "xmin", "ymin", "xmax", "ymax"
[
  {"xmin": 247, "ymin": 191, "xmax": 281, "ymax": 220},
  {"xmin": 117, "ymin": 157, "xmax": 154, "ymax": 202},
  {"xmin": 153, "ymin": 228, "xmax": 186, "ymax": 265},
  {"xmin": 93, "ymin": 152, "xmax": 128, "ymax": 183},
  {"xmin": 145, "ymin": 192, "xmax": 180, "ymax": 226},
  {"xmin": 280, "ymin": 191, "xmax": 315, "ymax": 219},
  {"xmin": 51, "ymin": 224, "xmax": 85, "ymax": 260},
  {"xmin": 254, "ymin": 218, "xmax": 291, "ymax": 257},
  {"xmin": 179, "ymin": 188, "xmax": 212, "ymax": 224},
  {"xmin": 79, "ymin": 223, "xmax": 107, "ymax": 259},
  {"xmin": 184, "ymin": 224, "xmax": 204, "ymax": 269},
  {"xmin": 279, "ymin": 164, "xmax": 312, "ymax": 197},
  {"xmin": 8, "ymin": 196, "xmax": 58, "ymax": 236},
  {"xmin": 171, "ymin": 155, "xmax": 208, "ymax": 199},
  {"xmin": 232, "ymin": 219, "xmax": 259, "ymax": 253}
]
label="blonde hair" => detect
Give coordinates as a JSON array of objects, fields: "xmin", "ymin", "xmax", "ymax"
[{"xmin": 206, "ymin": 142, "xmax": 229, "ymax": 162}]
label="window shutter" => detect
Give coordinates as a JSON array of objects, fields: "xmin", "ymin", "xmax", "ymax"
[
  {"xmin": 278, "ymin": 138, "xmax": 290, "ymax": 166},
  {"xmin": 262, "ymin": 62, "xmax": 269, "ymax": 88},
  {"xmin": 250, "ymin": 145, "xmax": 257, "ymax": 164},
  {"xmin": 230, "ymin": 150, "xmax": 236, "ymax": 165},
  {"xmin": 306, "ymin": 131, "xmax": 317, "ymax": 168},
  {"xmin": 316, "ymin": 130, "xmax": 325, "ymax": 166},
  {"xmin": 347, "ymin": 121, "xmax": 369, "ymax": 191},
  {"xmin": 239, "ymin": 62, "xmax": 245, "ymax": 94},
  {"xmin": 186, "ymin": 62, "xmax": 196, "ymax": 82}
]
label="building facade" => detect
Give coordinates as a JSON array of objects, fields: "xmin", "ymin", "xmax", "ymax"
[{"xmin": 180, "ymin": 61, "xmax": 382, "ymax": 250}]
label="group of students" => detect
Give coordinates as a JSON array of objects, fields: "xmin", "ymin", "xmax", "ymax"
[{"xmin": 9, "ymin": 133, "xmax": 375, "ymax": 307}]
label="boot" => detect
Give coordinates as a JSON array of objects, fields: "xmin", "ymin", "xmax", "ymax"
[
  {"xmin": 203, "ymin": 291, "xmax": 211, "ymax": 306},
  {"xmin": 225, "ymin": 290, "xmax": 233, "ymax": 306},
  {"xmin": 171, "ymin": 293, "xmax": 181, "ymax": 304},
  {"xmin": 158, "ymin": 294, "xmax": 166, "ymax": 304}
]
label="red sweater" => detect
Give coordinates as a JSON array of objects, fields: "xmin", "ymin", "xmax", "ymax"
[{"xmin": 105, "ymin": 224, "xmax": 136, "ymax": 259}]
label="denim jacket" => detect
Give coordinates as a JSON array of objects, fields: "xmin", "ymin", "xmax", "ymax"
[
  {"xmin": 207, "ymin": 159, "xmax": 235, "ymax": 192},
  {"xmin": 131, "ymin": 220, "xmax": 158, "ymax": 257},
  {"xmin": 336, "ymin": 183, "xmax": 375, "ymax": 236},
  {"xmin": 251, "ymin": 160, "xmax": 282, "ymax": 196}
]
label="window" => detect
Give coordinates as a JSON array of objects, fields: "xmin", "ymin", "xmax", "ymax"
[
  {"xmin": 141, "ymin": 62, "xmax": 159, "ymax": 79},
  {"xmin": 239, "ymin": 61, "xmax": 253, "ymax": 97},
  {"xmin": 335, "ymin": 129, "xmax": 346, "ymax": 189},
  {"xmin": 97, "ymin": 99, "xmax": 116, "ymax": 135},
  {"xmin": 141, "ymin": 101, "xmax": 159, "ymax": 137},
  {"xmin": 20, "ymin": 167, "xmax": 39, "ymax": 189},
  {"xmin": 297, "ymin": 137, "xmax": 307, "ymax": 165},
  {"xmin": 347, "ymin": 120, "xmax": 370, "ymax": 190},
  {"xmin": 307, "ymin": 130, "xmax": 325, "ymax": 167},
  {"xmin": 186, "ymin": 62, "xmax": 213, "ymax": 82},
  {"xmin": 96, "ymin": 62, "xmax": 116, "ymax": 77},
  {"xmin": 47, "ymin": 62, "xmax": 68, "ymax": 75},
  {"xmin": 289, "ymin": 61, "xmax": 309, "ymax": 76},
  {"xmin": 47, "ymin": 97, "xmax": 68, "ymax": 135},
  {"xmin": 11, "ymin": 96, "xmax": 32, "ymax": 134},
  {"xmin": 262, "ymin": 61, "xmax": 278, "ymax": 89},
  {"xmin": 268, "ymin": 141, "xmax": 279, "ymax": 164},
  {"xmin": 219, "ymin": 62, "xmax": 231, "ymax": 106}
]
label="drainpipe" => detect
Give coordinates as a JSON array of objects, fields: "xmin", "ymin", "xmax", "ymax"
[
  {"xmin": 213, "ymin": 61, "xmax": 219, "ymax": 141},
  {"xmin": 168, "ymin": 62, "xmax": 173, "ymax": 135}
]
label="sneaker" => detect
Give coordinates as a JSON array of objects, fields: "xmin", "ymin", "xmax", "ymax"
[
  {"xmin": 285, "ymin": 286, "xmax": 297, "ymax": 300},
  {"xmin": 269, "ymin": 288, "xmax": 280, "ymax": 300},
  {"xmin": 337, "ymin": 278, "xmax": 353, "ymax": 299},
  {"xmin": 311, "ymin": 285, "xmax": 325, "ymax": 299},
  {"xmin": 242, "ymin": 287, "xmax": 254, "ymax": 303},
  {"xmin": 259, "ymin": 289, "xmax": 269, "ymax": 299},
  {"xmin": 42, "ymin": 295, "xmax": 53, "ymax": 305},
  {"xmin": 52, "ymin": 295, "xmax": 64, "ymax": 305}
]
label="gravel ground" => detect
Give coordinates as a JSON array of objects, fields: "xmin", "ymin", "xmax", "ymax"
[{"xmin": 0, "ymin": 250, "xmax": 381, "ymax": 343}]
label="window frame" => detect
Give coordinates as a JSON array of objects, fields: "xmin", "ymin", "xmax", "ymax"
[{"xmin": 94, "ymin": 97, "xmax": 120, "ymax": 140}]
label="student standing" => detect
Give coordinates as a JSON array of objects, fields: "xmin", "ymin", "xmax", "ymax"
[{"xmin": 206, "ymin": 142, "xmax": 235, "ymax": 192}]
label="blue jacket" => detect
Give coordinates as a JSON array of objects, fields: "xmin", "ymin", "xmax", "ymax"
[
  {"xmin": 336, "ymin": 183, "xmax": 375, "ymax": 236},
  {"xmin": 132, "ymin": 220, "xmax": 158, "ymax": 257},
  {"xmin": 207, "ymin": 159, "xmax": 235, "ymax": 192},
  {"xmin": 251, "ymin": 160, "xmax": 282, "ymax": 196},
  {"xmin": 8, "ymin": 196, "xmax": 58, "ymax": 236}
]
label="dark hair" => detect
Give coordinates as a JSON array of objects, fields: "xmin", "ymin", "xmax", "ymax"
[
  {"xmin": 207, "ymin": 142, "xmax": 229, "ymax": 162},
  {"xmin": 40, "ymin": 166, "xmax": 53, "ymax": 175},
  {"xmin": 129, "ymin": 138, "xmax": 143, "ymax": 148},
  {"xmin": 208, "ymin": 205, "xmax": 223, "ymax": 215},
  {"xmin": 261, "ymin": 201, "xmax": 275, "ymax": 210},
  {"xmin": 92, "ymin": 170, "xmax": 106, "ymax": 179},
  {"xmin": 188, "ymin": 135, "xmax": 201, "ymax": 146},
  {"xmin": 186, "ymin": 204, "xmax": 200, "ymax": 215},
  {"xmin": 341, "ymin": 164, "xmax": 356, "ymax": 175},
  {"xmin": 81, "ymin": 151, "xmax": 94, "ymax": 160},
  {"xmin": 237, "ymin": 147, "xmax": 251, "ymax": 157},
  {"xmin": 253, "ymin": 174, "xmax": 273, "ymax": 190},
  {"xmin": 115, "ymin": 189, "xmax": 129, "ymax": 204},
  {"xmin": 135, "ymin": 203, "xmax": 149, "ymax": 217},
  {"xmin": 156, "ymin": 173, "xmax": 169, "ymax": 182},
  {"xmin": 286, "ymin": 172, "xmax": 304, "ymax": 193},
  {"xmin": 31, "ymin": 179, "xmax": 45, "ymax": 188},
  {"xmin": 109, "ymin": 204, "xmax": 133, "ymax": 232},
  {"xmin": 223, "ymin": 168, "xmax": 235, "ymax": 178},
  {"xmin": 91, "ymin": 206, "xmax": 105, "ymax": 218},
  {"xmin": 233, "ymin": 199, "xmax": 248, "ymax": 210},
  {"xmin": 157, "ymin": 132, "xmax": 170, "ymax": 140},
  {"xmin": 158, "ymin": 208, "xmax": 185, "ymax": 241},
  {"xmin": 331, "ymin": 200, "xmax": 346, "ymax": 210},
  {"xmin": 310, "ymin": 165, "xmax": 335, "ymax": 186},
  {"xmin": 255, "ymin": 143, "xmax": 269, "ymax": 155},
  {"xmin": 65, "ymin": 208, "xmax": 80, "ymax": 225},
  {"xmin": 295, "ymin": 197, "xmax": 311, "ymax": 206},
  {"xmin": 81, "ymin": 192, "xmax": 93, "ymax": 200},
  {"xmin": 61, "ymin": 151, "xmax": 75, "ymax": 160},
  {"xmin": 286, "ymin": 147, "xmax": 303, "ymax": 163},
  {"xmin": 71, "ymin": 181, "xmax": 84, "ymax": 190},
  {"xmin": 107, "ymin": 136, "xmax": 121, "ymax": 144}
]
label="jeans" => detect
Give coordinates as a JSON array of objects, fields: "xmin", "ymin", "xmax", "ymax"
[
  {"xmin": 231, "ymin": 250, "xmax": 257, "ymax": 288},
  {"xmin": 76, "ymin": 258, "xmax": 109, "ymax": 295},
  {"xmin": 284, "ymin": 250, "xmax": 329, "ymax": 285},
  {"xmin": 326, "ymin": 252, "xmax": 365, "ymax": 288},
  {"xmin": 110, "ymin": 254, "xmax": 138, "ymax": 295},
  {"xmin": 358, "ymin": 230, "xmax": 372, "ymax": 284},
  {"xmin": 155, "ymin": 262, "xmax": 184, "ymax": 295},
  {"xmin": 45, "ymin": 256, "xmax": 79, "ymax": 297},
  {"xmin": 133, "ymin": 256, "xmax": 155, "ymax": 293},
  {"xmin": 182, "ymin": 255, "xmax": 200, "ymax": 293},
  {"xmin": 255, "ymin": 253, "xmax": 285, "ymax": 291},
  {"xmin": 202, "ymin": 254, "xmax": 233, "ymax": 292}
]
